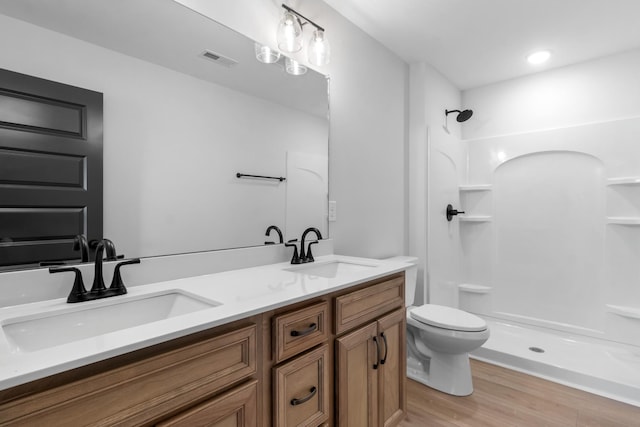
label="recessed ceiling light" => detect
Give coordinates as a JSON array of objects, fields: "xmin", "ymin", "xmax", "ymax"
[{"xmin": 527, "ymin": 50, "xmax": 551, "ymax": 65}]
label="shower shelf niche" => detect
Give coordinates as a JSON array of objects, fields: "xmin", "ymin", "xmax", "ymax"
[
  {"xmin": 459, "ymin": 284, "xmax": 492, "ymax": 294},
  {"xmin": 606, "ymin": 217, "xmax": 640, "ymax": 225},
  {"xmin": 606, "ymin": 177, "xmax": 640, "ymax": 186},
  {"xmin": 459, "ymin": 215, "xmax": 492, "ymax": 222},
  {"xmin": 459, "ymin": 184, "xmax": 492, "ymax": 192},
  {"xmin": 606, "ymin": 304, "xmax": 640, "ymax": 320}
]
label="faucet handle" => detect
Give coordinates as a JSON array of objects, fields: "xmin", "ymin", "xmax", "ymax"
[
  {"xmin": 285, "ymin": 239, "xmax": 302, "ymax": 264},
  {"xmin": 49, "ymin": 267, "xmax": 87, "ymax": 303},
  {"xmin": 305, "ymin": 240, "xmax": 319, "ymax": 263},
  {"xmin": 109, "ymin": 258, "xmax": 140, "ymax": 294}
]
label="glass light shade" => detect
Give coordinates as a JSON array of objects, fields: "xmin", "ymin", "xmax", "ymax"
[
  {"xmin": 307, "ymin": 29, "xmax": 330, "ymax": 66},
  {"xmin": 277, "ymin": 11, "xmax": 303, "ymax": 53},
  {"xmin": 285, "ymin": 57, "xmax": 307, "ymax": 76},
  {"xmin": 254, "ymin": 42, "xmax": 281, "ymax": 64}
]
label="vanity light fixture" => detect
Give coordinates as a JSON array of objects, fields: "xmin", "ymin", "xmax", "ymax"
[
  {"xmin": 307, "ymin": 28, "xmax": 330, "ymax": 66},
  {"xmin": 254, "ymin": 42, "xmax": 281, "ymax": 64},
  {"xmin": 285, "ymin": 57, "xmax": 307, "ymax": 75},
  {"xmin": 276, "ymin": 4, "xmax": 331, "ymax": 68},
  {"xmin": 277, "ymin": 6, "xmax": 303, "ymax": 53}
]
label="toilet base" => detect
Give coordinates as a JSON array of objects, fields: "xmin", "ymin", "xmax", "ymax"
[{"xmin": 407, "ymin": 351, "xmax": 474, "ymax": 396}]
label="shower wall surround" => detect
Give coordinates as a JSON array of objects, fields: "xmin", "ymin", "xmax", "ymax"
[{"xmin": 459, "ymin": 49, "xmax": 640, "ymax": 347}]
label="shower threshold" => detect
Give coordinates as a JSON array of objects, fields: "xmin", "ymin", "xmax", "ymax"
[{"xmin": 471, "ymin": 317, "xmax": 640, "ymax": 408}]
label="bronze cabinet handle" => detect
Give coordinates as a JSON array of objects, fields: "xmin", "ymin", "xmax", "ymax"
[
  {"xmin": 290, "ymin": 322, "xmax": 317, "ymax": 337},
  {"xmin": 373, "ymin": 336, "xmax": 381, "ymax": 370},
  {"xmin": 380, "ymin": 332, "xmax": 388, "ymax": 365},
  {"xmin": 290, "ymin": 386, "xmax": 317, "ymax": 406}
]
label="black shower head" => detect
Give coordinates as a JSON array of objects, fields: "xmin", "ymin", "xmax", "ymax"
[{"xmin": 446, "ymin": 109, "xmax": 473, "ymax": 123}]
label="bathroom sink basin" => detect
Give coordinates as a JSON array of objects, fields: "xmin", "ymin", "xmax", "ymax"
[
  {"xmin": 2, "ymin": 290, "xmax": 221, "ymax": 352},
  {"xmin": 285, "ymin": 261, "xmax": 376, "ymax": 278}
]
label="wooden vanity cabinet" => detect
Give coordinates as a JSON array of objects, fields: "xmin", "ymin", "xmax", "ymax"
[
  {"xmin": 273, "ymin": 344, "xmax": 330, "ymax": 426},
  {"xmin": 0, "ymin": 317, "xmax": 262, "ymax": 427},
  {"xmin": 334, "ymin": 274, "xmax": 406, "ymax": 427},
  {"xmin": 267, "ymin": 300, "xmax": 331, "ymax": 427},
  {"xmin": 156, "ymin": 379, "xmax": 259, "ymax": 427},
  {"xmin": 0, "ymin": 272, "xmax": 406, "ymax": 427},
  {"xmin": 273, "ymin": 301, "xmax": 329, "ymax": 364}
]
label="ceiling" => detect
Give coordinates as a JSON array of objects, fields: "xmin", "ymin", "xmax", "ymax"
[{"xmin": 323, "ymin": 0, "xmax": 640, "ymax": 90}]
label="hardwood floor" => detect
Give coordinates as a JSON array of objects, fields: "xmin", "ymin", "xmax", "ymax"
[{"xmin": 399, "ymin": 359, "xmax": 640, "ymax": 427}]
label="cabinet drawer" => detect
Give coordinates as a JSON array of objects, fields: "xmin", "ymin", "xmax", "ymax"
[
  {"xmin": 0, "ymin": 324, "xmax": 257, "ymax": 426},
  {"xmin": 335, "ymin": 274, "xmax": 404, "ymax": 335},
  {"xmin": 156, "ymin": 379, "xmax": 258, "ymax": 427},
  {"xmin": 273, "ymin": 301, "xmax": 328, "ymax": 363},
  {"xmin": 273, "ymin": 344, "xmax": 330, "ymax": 427}
]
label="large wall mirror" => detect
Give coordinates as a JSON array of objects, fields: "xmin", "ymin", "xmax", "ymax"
[{"xmin": 0, "ymin": 0, "xmax": 329, "ymax": 271}]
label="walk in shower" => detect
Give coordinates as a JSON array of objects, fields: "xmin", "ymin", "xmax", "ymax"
[{"xmin": 448, "ymin": 117, "xmax": 640, "ymax": 406}]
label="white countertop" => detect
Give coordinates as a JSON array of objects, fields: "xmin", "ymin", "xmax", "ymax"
[{"xmin": 0, "ymin": 255, "xmax": 409, "ymax": 391}]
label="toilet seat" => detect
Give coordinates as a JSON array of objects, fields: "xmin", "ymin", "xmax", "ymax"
[{"xmin": 410, "ymin": 304, "xmax": 487, "ymax": 332}]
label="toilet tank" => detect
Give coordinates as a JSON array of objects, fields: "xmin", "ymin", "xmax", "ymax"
[{"xmin": 385, "ymin": 256, "xmax": 418, "ymax": 306}]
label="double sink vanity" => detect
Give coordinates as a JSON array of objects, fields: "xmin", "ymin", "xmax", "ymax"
[{"xmin": 0, "ymin": 255, "xmax": 409, "ymax": 426}]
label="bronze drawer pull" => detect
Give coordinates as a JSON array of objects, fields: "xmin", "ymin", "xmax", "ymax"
[
  {"xmin": 380, "ymin": 332, "xmax": 388, "ymax": 365},
  {"xmin": 373, "ymin": 336, "xmax": 380, "ymax": 370},
  {"xmin": 290, "ymin": 322, "xmax": 317, "ymax": 337},
  {"xmin": 290, "ymin": 386, "xmax": 317, "ymax": 406}
]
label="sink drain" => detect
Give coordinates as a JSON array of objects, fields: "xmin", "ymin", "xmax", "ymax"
[{"xmin": 529, "ymin": 346, "xmax": 545, "ymax": 353}]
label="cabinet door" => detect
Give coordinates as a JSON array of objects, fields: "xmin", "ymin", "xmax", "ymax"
[
  {"xmin": 377, "ymin": 309, "xmax": 406, "ymax": 427},
  {"xmin": 335, "ymin": 322, "xmax": 379, "ymax": 427},
  {"xmin": 156, "ymin": 380, "xmax": 258, "ymax": 427}
]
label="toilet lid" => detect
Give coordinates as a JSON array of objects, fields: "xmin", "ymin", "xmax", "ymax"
[{"xmin": 410, "ymin": 304, "xmax": 487, "ymax": 332}]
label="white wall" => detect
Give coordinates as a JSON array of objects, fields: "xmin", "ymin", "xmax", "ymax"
[
  {"xmin": 462, "ymin": 48, "xmax": 640, "ymax": 139},
  {"xmin": 408, "ymin": 63, "xmax": 462, "ymax": 304},
  {"xmin": 177, "ymin": 0, "xmax": 409, "ymax": 258},
  {"xmin": 459, "ymin": 48, "xmax": 640, "ymax": 346},
  {"xmin": 0, "ymin": 13, "xmax": 327, "ymax": 259}
]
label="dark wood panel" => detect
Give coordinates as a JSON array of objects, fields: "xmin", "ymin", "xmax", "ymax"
[
  {"xmin": 0, "ymin": 207, "xmax": 84, "ymax": 240},
  {"xmin": 0, "ymin": 241, "xmax": 77, "ymax": 267},
  {"xmin": 0, "ymin": 90, "xmax": 83, "ymax": 137},
  {"xmin": 0, "ymin": 67, "xmax": 102, "ymax": 267},
  {"xmin": 0, "ymin": 148, "xmax": 84, "ymax": 188}
]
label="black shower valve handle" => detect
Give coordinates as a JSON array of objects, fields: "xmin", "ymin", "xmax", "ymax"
[{"xmin": 446, "ymin": 204, "xmax": 465, "ymax": 221}]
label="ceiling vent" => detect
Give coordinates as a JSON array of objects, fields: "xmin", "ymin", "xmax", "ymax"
[{"xmin": 200, "ymin": 50, "xmax": 238, "ymax": 68}]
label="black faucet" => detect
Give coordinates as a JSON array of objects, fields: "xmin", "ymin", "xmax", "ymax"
[
  {"xmin": 38, "ymin": 234, "xmax": 90, "ymax": 267},
  {"xmin": 91, "ymin": 239, "xmax": 110, "ymax": 294},
  {"xmin": 265, "ymin": 225, "xmax": 284, "ymax": 245},
  {"xmin": 102, "ymin": 238, "xmax": 118, "ymax": 261},
  {"xmin": 72, "ymin": 234, "xmax": 90, "ymax": 262},
  {"xmin": 300, "ymin": 227, "xmax": 323, "ymax": 263},
  {"xmin": 50, "ymin": 238, "xmax": 140, "ymax": 303}
]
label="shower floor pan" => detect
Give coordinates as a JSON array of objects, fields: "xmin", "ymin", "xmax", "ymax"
[{"xmin": 471, "ymin": 317, "xmax": 640, "ymax": 408}]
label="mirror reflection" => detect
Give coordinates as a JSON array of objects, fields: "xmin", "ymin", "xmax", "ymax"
[{"xmin": 0, "ymin": 0, "xmax": 329, "ymax": 271}]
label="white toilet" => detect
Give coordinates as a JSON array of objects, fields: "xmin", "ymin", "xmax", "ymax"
[{"xmin": 388, "ymin": 256, "xmax": 490, "ymax": 396}]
